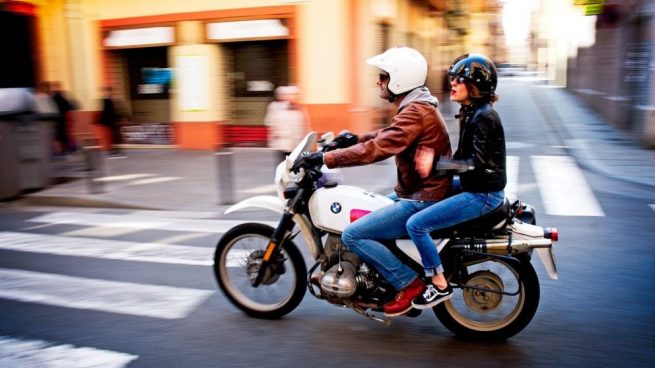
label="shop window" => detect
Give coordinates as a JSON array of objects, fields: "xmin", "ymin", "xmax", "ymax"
[{"xmin": 126, "ymin": 47, "xmax": 170, "ymax": 100}]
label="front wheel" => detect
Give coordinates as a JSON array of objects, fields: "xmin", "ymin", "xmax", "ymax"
[
  {"xmin": 213, "ymin": 223, "xmax": 307, "ymax": 319},
  {"xmin": 434, "ymin": 256, "xmax": 540, "ymax": 340}
]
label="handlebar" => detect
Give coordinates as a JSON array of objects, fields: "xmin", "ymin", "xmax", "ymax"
[{"xmin": 321, "ymin": 130, "xmax": 358, "ymax": 152}]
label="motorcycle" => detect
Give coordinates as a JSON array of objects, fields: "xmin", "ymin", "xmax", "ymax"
[{"xmin": 213, "ymin": 131, "xmax": 559, "ymax": 340}]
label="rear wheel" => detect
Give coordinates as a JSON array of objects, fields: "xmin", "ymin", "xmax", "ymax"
[
  {"xmin": 213, "ymin": 223, "xmax": 307, "ymax": 319},
  {"xmin": 434, "ymin": 256, "xmax": 540, "ymax": 340}
]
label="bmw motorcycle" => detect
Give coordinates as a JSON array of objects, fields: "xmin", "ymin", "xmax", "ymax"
[{"xmin": 213, "ymin": 132, "xmax": 559, "ymax": 340}]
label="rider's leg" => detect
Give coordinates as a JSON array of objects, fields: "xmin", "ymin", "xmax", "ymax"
[
  {"xmin": 341, "ymin": 198, "xmax": 431, "ymax": 291},
  {"xmin": 406, "ymin": 190, "xmax": 504, "ymax": 286}
]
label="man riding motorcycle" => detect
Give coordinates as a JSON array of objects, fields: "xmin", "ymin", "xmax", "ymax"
[{"xmin": 293, "ymin": 46, "xmax": 452, "ymax": 317}]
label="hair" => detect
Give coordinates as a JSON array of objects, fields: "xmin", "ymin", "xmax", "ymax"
[{"xmin": 464, "ymin": 81, "xmax": 499, "ymax": 103}]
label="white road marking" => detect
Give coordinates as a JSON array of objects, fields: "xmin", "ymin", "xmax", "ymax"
[
  {"xmin": 129, "ymin": 210, "xmax": 221, "ymax": 219},
  {"xmin": 95, "ymin": 174, "xmax": 154, "ymax": 182},
  {"xmin": 27, "ymin": 212, "xmax": 277, "ymax": 234},
  {"xmin": 156, "ymin": 232, "xmax": 210, "ymax": 244},
  {"xmin": 62, "ymin": 226, "xmax": 145, "ymax": 237},
  {"xmin": 0, "ymin": 335, "xmax": 138, "ymax": 368},
  {"xmin": 505, "ymin": 156, "xmax": 519, "ymax": 203},
  {"xmin": 126, "ymin": 176, "xmax": 181, "ymax": 186},
  {"xmin": 0, "ymin": 231, "xmax": 254, "ymax": 268},
  {"xmin": 0, "ymin": 231, "xmax": 213, "ymax": 266},
  {"xmin": 506, "ymin": 142, "xmax": 534, "ymax": 149},
  {"xmin": 531, "ymin": 156, "xmax": 605, "ymax": 216},
  {"xmin": 650, "ymin": 204, "xmax": 655, "ymax": 212},
  {"xmin": 0, "ymin": 268, "xmax": 214, "ymax": 319}
]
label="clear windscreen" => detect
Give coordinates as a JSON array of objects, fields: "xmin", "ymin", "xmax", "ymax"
[{"xmin": 274, "ymin": 132, "xmax": 317, "ymax": 198}]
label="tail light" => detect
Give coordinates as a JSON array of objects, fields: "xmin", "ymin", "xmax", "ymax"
[{"xmin": 544, "ymin": 227, "xmax": 559, "ymax": 242}]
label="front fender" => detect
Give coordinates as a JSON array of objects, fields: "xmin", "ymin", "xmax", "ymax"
[
  {"xmin": 224, "ymin": 195, "xmax": 285, "ymax": 215},
  {"xmin": 224, "ymin": 196, "xmax": 321, "ymax": 259}
]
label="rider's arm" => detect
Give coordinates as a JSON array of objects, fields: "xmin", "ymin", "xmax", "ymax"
[
  {"xmin": 324, "ymin": 106, "xmax": 422, "ymax": 168},
  {"xmin": 434, "ymin": 110, "xmax": 497, "ymax": 175},
  {"xmin": 434, "ymin": 156, "xmax": 475, "ymax": 174}
]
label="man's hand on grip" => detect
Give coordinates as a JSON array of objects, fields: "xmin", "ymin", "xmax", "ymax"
[{"xmin": 291, "ymin": 152, "xmax": 324, "ymax": 173}]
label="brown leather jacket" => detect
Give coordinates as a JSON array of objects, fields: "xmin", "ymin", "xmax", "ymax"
[{"xmin": 324, "ymin": 93, "xmax": 452, "ymax": 201}]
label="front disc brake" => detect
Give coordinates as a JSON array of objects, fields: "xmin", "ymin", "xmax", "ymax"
[{"xmin": 245, "ymin": 250, "xmax": 286, "ymax": 285}]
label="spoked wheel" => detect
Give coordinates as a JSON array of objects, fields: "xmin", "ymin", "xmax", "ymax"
[
  {"xmin": 434, "ymin": 257, "xmax": 540, "ymax": 340},
  {"xmin": 213, "ymin": 223, "xmax": 307, "ymax": 319}
]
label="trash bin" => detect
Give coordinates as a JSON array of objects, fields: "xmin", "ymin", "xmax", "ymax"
[
  {"xmin": 0, "ymin": 88, "xmax": 55, "ymax": 195},
  {"xmin": 15, "ymin": 114, "xmax": 54, "ymax": 191}
]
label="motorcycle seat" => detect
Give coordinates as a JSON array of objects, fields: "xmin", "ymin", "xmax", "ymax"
[{"xmin": 427, "ymin": 198, "xmax": 511, "ymax": 239}]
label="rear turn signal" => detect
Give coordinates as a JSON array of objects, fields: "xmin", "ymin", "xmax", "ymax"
[{"xmin": 544, "ymin": 228, "xmax": 559, "ymax": 242}]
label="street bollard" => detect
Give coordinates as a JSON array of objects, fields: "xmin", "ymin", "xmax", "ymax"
[
  {"xmin": 82, "ymin": 145, "xmax": 105, "ymax": 194},
  {"xmin": 215, "ymin": 147, "xmax": 234, "ymax": 205}
]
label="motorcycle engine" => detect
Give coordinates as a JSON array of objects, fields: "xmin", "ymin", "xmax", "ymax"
[{"xmin": 319, "ymin": 234, "xmax": 363, "ymax": 298}]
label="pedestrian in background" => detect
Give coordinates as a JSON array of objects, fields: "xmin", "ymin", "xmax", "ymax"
[
  {"xmin": 265, "ymin": 85, "xmax": 309, "ymax": 163},
  {"xmin": 99, "ymin": 86, "xmax": 127, "ymax": 158},
  {"xmin": 50, "ymin": 81, "xmax": 77, "ymax": 155},
  {"xmin": 32, "ymin": 81, "xmax": 57, "ymax": 116}
]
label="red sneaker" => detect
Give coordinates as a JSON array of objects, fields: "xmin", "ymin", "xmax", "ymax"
[{"xmin": 383, "ymin": 278, "xmax": 425, "ymax": 317}]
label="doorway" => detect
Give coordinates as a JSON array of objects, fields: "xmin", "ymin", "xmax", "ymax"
[{"xmin": 223, "ymin": 40, "xmax": 289, "ymax": 145}]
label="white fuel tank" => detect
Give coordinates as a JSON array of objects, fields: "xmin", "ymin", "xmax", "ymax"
[{"xmin": 308, "ymin": 185, "xmax": 394, "ymax": 233}]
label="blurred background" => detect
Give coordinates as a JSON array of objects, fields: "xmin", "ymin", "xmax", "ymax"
[
  {"xmin": 0, "ymin": 2, "xmax": 654, "ymax": 366},
  {"xmin": 0, "ymin": 0, "xmax": 653, "ymax": 151}
]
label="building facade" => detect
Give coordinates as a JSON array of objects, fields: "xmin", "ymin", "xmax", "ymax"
[{"xmin": 1, "ymin": 0, "xmax": 505, "ymax": 149}]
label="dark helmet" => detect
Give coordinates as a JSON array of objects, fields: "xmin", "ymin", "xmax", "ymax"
[{"xmin": 448, "ymin": 53, "xmax": 497, "ymax": 98}]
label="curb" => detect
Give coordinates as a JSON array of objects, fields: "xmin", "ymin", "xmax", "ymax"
[{"xmin": 17, "ymin": 195, "xmax": 161, "ymax": 211}]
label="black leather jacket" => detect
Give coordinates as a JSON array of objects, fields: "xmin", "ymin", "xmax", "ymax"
[{"xmin": 453, "ymin": 102, "xmax": 506, "ymax": 193}]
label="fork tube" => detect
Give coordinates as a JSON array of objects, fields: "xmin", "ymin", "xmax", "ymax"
[
  {"xmin": 252, "ymin": 212, "xmax": 296, "ymax": 287},
  {"xmin": 252, "ymin": 188, "xmax": 305, "ymax": 287}
]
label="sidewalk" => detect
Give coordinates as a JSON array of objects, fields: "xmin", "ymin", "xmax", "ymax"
[
  {"xmin": 10, "ymin": 83, "xmax": 654, "ymax": 213},
  {"xmin": 538, "ymin": 85, "xmax": 654, "ymax": 188},
  {"xmin": 16, "ymin": 147, "xmax": 397, "ymax": 213}
]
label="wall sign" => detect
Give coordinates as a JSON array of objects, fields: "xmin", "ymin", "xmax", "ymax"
[
  {"xmin": 206, "ymin": 19, "xmax": 289, "ymax": 41},
  {"xmin": 104, "ymin": 27, "xmax": 174, "ymax": 48}
]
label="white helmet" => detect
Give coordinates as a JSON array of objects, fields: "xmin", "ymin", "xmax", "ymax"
[{"xmin": 366, "ymin": 46, "xmax": 428, "ymax": 95}]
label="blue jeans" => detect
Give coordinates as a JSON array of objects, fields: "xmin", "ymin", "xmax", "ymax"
[
  {"xmin": 341, "ymin": 194, "xmax": 435, "ymax": 291},
  {"xmin": 406, "ymin": 190, "xmax": 505, "ymax": 276}
]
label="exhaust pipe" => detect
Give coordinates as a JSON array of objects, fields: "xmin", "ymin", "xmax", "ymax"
[
  {"xmin": 452, "ymin": 238, "xmax": 559, "ymax": 280},
  {"xmin": 452, "ymin": 238, "xmax": 553, "ymax": 255}
]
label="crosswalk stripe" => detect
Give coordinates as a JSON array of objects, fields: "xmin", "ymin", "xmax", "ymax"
[
  {"xmin": 0, "ymin": 335, "xmax": 138, "ymax": 368},
  {"xmin": 506, "ymin": 156, "xmax": 519, "ymax": 203},
  {"xmin": 26, "ymin": 212, "xmax": 277, "ymax": 234},
  {"xmin": 531, "ymin": 156, "xmax": 605, "ymax": 216},
  {"xmin": 0, "ymin": 231, "xmax": 254, "ymax": 269},
  {"xmin": 0, "ymin": 268, "xmax": 214, "ymax": 319},
  {"xmin": 0, "ymin": 231, "xmax": 213, "ymax": 266}
]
